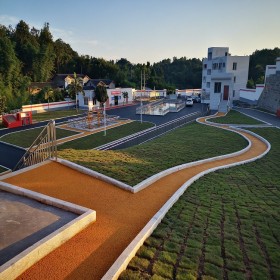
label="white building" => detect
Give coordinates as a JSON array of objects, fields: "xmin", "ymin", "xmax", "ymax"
[
  {"xmin": 201, "ymin": 47, "xmax": 249, "ymax": 112},
  {"xmin": 77, "ymin": 79, "xmax": 134, "ymax": 110}
]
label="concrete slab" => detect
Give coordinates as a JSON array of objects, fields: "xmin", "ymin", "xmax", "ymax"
[
  {"xmin": 0, "ymin": 190, "xmax": 78, "ymax": 266},
  {"xmin": 0, "ymin": 180, "xmax": 96, "ymax": 280}
]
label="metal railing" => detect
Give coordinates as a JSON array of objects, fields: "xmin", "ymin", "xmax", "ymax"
[
  {"xmin": 136, "ymin": 99, "xmax": 185, "ymax": 116},
  {"xmin": 96, "ymin": 111, "xmax": 203, "ymax": 151},
  {"xmin": 13, "ymin": 120, "xmax": 57, "ymax": 171}
]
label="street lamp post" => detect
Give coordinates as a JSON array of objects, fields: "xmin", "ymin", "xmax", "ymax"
[{"xmin": 104, "ymin": 102, "xmax": 106, "ymax": 136}]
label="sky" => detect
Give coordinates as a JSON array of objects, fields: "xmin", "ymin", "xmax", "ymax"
[{"xmin": 0, "ymin": 0, "xmax": 279, "ymax": 64}]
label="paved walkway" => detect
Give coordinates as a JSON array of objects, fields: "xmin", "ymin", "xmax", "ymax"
[
  {"xmin": 1, "ymin": 115, "xmax": 268, "ymax": 280},
  {"xmin": 235, "ymin": 107, "xmax": 280, "ymax": 128}
]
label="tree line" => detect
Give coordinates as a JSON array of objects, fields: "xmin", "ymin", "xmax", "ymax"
[{"xmin": 0, "ymin": 20, "xmax": 279, "ymax": 113}]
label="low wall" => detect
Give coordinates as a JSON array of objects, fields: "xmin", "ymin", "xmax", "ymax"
[{"xmin": 22, "ymin": 101, "xmax": 76, "ymax": 113}]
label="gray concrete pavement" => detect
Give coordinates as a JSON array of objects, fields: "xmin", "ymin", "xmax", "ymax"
[{"xmin": 0, "ymin": 190, "xmax": 78, "ymax": 266}]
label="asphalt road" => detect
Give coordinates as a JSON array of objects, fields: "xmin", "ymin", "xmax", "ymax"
[
  {"xmin": 0, "ymin": 103, "xmax": 207, "ymax": 170},
  {"xmin": 108, "ymin": 102, "xmax": 207, "ymax": 125},
  {"xmin": 0, "ymin": 143, "xmax": 25, "ymax": 170},
  {"xmin": 234, "ymin": 107, "xmax": 280, "ymax": 128}
]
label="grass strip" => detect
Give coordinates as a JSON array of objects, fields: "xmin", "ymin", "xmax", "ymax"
[
  {"xmin": 209, "ymin": 110, "xmax": 264, "ymax": 125},
  {"xmin": 0, "ymin": 166, "xmax": 8, "ymax": 174},
  {"xmin": 120, "ymin": 127, "xmax": 280, "ymax": 279},
  {"xmin": 58, "ymin": 122, "xmax": 248, "ymax": 185},
  {"xmin": 0, "ymin": 127, "xmax": 79, "ymax": 148},
  {"xmin": 31, "ymin": 109, "xmax": 85, "ymax": 122},
  {"xmin": 58, "ymin": 121, "xmax": 154, "ymax": 150}
]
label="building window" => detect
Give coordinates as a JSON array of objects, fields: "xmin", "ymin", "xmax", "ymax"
[
  {"xmin": 214, "ymin": 82, "xmax": 221, "ymax": 93},
  {"xmin": 84, "ymin": 97, "xmax": 89, "ymax": 105},
  {"xmin": 208, "ymin": 52, "xmax": 212, "ymax": 60},
  {"xmin": 223, "ymin": 62, "xmax": 225, "ymax": 67},
  {"xmin": 207, "ymin": 69, "xmax": 211, "ymax": 75},
  {"xmin": 204, "ymin": 64, "xmax": 207, "ymax": 69},
  {"xmin": 206, "ymin": 82, "xmax": 210, "ymax": 88},
  {"xmin": 203, "ymin": 76, "xmax": 206, "ymax": 82},
  {"xmin": 218, "ymin": 63, "xmax": 222, "ymax": 69},
  {"xmin": 234, "ymin": 76, "xmax": 236, "ymax": 83},
  {"xmin": 233, "ymin": 90, "xmax": 235, "ymax": 97},
  {"xmin": 233, "ymin": 62, "xmax": 237, "ymax": 70}
]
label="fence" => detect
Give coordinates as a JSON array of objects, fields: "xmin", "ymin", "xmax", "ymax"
[
  {"xmin": 96, "ymin": 111, "xmax": 204, "ymax": 151},
  {"xmin": 13, "ymin": 120, "xmax": 57, "ymax": 171},
  {"xmin": 136, "ymin": 99, "xmax": 185, "ymax": 116},
  {"xmin": 22, "ymin": 100, "xmax": 75, "ymax": 113}
]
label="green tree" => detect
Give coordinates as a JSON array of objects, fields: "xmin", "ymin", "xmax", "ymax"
[
  {"xmin": 95, "ymin": 85, "xmax": 108, "ymax": 107},
  {"xmin": 246, "ymin": 78, "xmax": 255, "ymax": 89},
  {"xmin": 33, "ymin": 23, "xmax": 55, "ymax": 81},
  {"xmin": 54, "ymin": 39, "xmax": 75, "ymax": 73},
  {"xmin": 12, "ymin": 20, "xmax": 39, "ymax": 76},
  {"xmin": 0, "ymin": 95, "xmax": 7, "ymax": 114},
  {"xmin": 66, "ymin": 73, "xmax": 84, "ymax": 111},
  {"xmin": 43, "ymin": 86, "xmax": 54, "ymax": 111},
  {"xmin": 0, "ymin": 33, "xmax": 31, "ymax": 110},
  {"xmin": 248, "ymin": 48, "xmax": 280, "ymax": 85},
  {"xmin": 122, "ymin": 91, "xmax": 128, "ymax": 104}
]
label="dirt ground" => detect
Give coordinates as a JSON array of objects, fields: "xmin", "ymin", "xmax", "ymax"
[{"xmin": 2, "ymin": 117, "xmax": 268, "ymax": 280}]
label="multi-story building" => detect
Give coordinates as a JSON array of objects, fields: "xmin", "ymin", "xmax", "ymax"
[{"xmin": 201, "ymin": 47, "xmax": 249, "ymax": 112}]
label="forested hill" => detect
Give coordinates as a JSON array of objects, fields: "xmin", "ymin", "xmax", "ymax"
[
  {"xmin": 0, "ymin": 20, "xmax": 279, "ymax": 110},
  {"xmin": 0, "ymin": 21, "xmax": 202, "ymax": 89}
]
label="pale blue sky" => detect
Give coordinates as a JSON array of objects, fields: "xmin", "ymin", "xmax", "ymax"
[{"xmin": 0, "ymin": 0, "xmax": 279, "ymax": 63}]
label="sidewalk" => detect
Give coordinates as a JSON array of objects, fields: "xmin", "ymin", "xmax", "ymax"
[{"xmin": 1, "ymin": 115, "xmax": 268, "ymax": 280}]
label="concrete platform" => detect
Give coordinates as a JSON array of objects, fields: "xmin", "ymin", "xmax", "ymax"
[
  {"xmin": 0, "ymin": 190, "xmax": 78, "ymax": 266},
  {"xmin": 0, "ymin": 177, "xmax": 96, "ymax": 280}
]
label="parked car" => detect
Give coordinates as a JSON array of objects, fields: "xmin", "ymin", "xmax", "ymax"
[
  {"xmin": 193, "ymin": 96, "xmax": 201, "ymax": 103},
  {"xmin": 186, "ymin": 98, "xmax": 193, "ymax": 106}
]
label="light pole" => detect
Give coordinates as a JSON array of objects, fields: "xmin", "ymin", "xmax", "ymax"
[
  {"xmin": 140, "ymin": 70, "xmax": 143, "ymax": 123},
  {"xmin": 104, "ymin": 102, "xmax": 106, "ymax": 136}
]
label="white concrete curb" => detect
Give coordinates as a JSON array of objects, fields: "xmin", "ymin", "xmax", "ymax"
[{"xmin": 0, "ymin": 182, "xmax": 96, "ymax": 280}]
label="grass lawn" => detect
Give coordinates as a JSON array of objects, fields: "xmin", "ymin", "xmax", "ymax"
[
  {"xmin": 58, "ymin": 121, "xmax": 154, "ymax": 150},
  {"xmin": 119, "ymin": 127, "xmax": 280, "ymax": 279},
  {"xmin": 0, "ymin": 127, "xmax": 79, "ymax": 148},
  {"xmin": 209, "ymin": 110, "xmax": 264, "ymax": 125},
  {"xmin": 58, "ymin": 122, "xmax": 248, "ymax": 185},
  {"xmin": 32, "ymin": 109, "xmax": 85, "ymax": 122},
  {"xmin": 0, "ymin": 166, "xmax": 8, "ymax": 174}
]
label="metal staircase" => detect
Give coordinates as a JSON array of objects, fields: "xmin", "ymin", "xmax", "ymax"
[{"xmin": 13, "ymin": 120, "xmax": 57, "ymax": 171}]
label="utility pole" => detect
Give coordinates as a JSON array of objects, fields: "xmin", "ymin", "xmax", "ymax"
[{"xmin": 140, "ymin": 70, "xmax": 143, "ymax": 123}]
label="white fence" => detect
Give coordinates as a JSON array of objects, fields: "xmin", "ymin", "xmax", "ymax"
[{"xmin": 22, "ymin": 100, "xmax": 76, "ymax": 113}]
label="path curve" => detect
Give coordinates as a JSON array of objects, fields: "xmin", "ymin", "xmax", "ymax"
[{"xmin": 2, "ymin": 114, "xmax": 269, "ymax": 280}]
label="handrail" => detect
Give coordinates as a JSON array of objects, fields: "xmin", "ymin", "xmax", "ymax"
[{"xmin": 13, "ymin": 120, "xmax": 57, "ymax": 171}]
